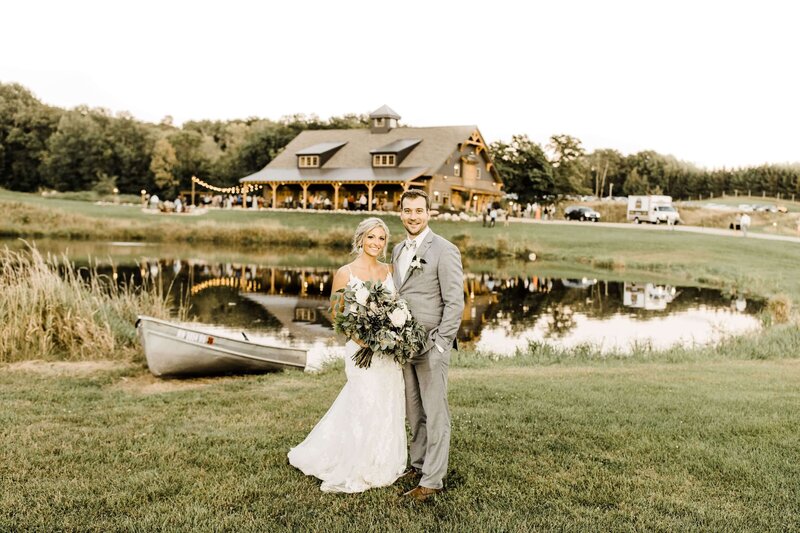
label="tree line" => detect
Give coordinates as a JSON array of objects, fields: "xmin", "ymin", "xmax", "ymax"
[
  {"xmin": 490, "ymin": 135, "xmax": 800, "ymax": 204},
  {"xmin": 2, "ymin": 82, "xmax": 799, "ymax": 202},
  {"xmin": 0, "ymin": 82, "xmax": 367, "ymax": 198}
]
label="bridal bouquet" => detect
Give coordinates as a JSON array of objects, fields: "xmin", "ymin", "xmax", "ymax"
[{"xmin": 332, "ymin": 279, "xmax": 427, "ymax": 368}]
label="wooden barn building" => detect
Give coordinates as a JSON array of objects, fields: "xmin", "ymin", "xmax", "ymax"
[{"xmin": 240, "ymin": 105, "xmax": 503, "ymax": 213}]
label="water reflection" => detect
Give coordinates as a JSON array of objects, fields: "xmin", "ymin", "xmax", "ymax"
[
  {"xmin": 623, "ymin": 282, "xmax": 677, "ymax": 310},
  {"xmin": 96, "ymin": 259, "xmax": 763, "ymax": 365},
  {"xmin": 471, "ymin": 276, "xmax": 761, "ymax": 355}
]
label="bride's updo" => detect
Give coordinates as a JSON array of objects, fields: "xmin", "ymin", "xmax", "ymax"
[{"xmin": 351, "ymin": 217, "xmax": 390, "ymax": 259}]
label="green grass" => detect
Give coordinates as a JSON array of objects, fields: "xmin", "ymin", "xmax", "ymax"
[{"xmin": 1, "ymin": 359, "xmax": 797, "ymax": 531}]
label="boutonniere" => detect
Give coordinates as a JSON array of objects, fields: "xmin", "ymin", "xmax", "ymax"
[{"xmin": 409, "ymin": 256, "xmax": 426, "ymax": 274}]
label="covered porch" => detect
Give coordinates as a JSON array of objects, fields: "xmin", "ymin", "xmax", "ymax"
[{"xmin": 240, "ymin": 166, "xmax": 429, "ymax": 212}]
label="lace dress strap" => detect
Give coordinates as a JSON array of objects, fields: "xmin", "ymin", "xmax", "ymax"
[{"xmin": 345, "ymin": 264, "xmax": 359, "ymax": 285}]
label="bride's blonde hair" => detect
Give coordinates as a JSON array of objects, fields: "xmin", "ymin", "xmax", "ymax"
[{"xmin": 351, "ymin": 217, "xmax": 390, "ymax": 259}]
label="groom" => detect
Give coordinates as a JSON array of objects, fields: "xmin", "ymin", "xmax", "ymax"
[{"xmin": 392, "ymin": 189, "xmax": 464, "ymax": 502}]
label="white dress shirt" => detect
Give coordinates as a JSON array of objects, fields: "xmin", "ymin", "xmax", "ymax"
[{"xmin": 398, "ymin": 227, "xmax": 430, "ymax": 284}]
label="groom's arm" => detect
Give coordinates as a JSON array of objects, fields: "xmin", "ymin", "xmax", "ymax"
[{"xmin": 434, "ymin": 240, "xmax": 465, "ymax": 349}]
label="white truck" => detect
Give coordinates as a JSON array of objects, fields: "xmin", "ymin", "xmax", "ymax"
[{"xmin": 626, "ymin": 195, "xmax": 681, "ymax": 224}]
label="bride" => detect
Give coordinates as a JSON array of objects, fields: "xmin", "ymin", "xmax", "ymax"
[{"xmin": 287, "ymin": 217, "xmax": 407, "ymax": 493}]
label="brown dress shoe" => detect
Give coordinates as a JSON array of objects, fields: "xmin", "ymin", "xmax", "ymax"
[
  {"xmin": 403, "ymin": 485, "xmax": 443, "ymax": 502},
  {"xmin": 399, "ymin": 467, "xmax": 421, "ymax": 480}
]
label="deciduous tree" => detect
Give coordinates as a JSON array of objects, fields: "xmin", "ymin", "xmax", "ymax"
[
  {"xmin": 150, "ymin": 138, "xmax": 178, "ymax": 197},
  {"xmin": 489, "ymin": 135, "xmax": 554, "ymax": 201}
]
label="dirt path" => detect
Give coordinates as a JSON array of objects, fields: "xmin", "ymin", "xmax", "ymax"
[{"xmin": 513, "ymin": 217, "xmax": 800, "ymax": 244}]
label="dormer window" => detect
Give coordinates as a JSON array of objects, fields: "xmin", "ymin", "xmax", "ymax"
[
  {"xmin": 370, "ymin": 138, "xmax": 420, "ymax": 168},
  {"xmin": 454, "ymin": 163, "xmax": 460, "ymax": 177},
  {"xmin": 298, "ymin": 155, "xmax": 319, "ymax": 168},
  {"xmin": 295, "ymin": 141, "xmax": 347, "ymax": 168},
  {"xmin": 373, "ymin": 154, "xmax": 396, "ymax": 167}
]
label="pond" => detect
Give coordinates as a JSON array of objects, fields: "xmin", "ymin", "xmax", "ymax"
[{"xmin": 7, "ymin": 240, "xmax": 762, "ymax": 369}]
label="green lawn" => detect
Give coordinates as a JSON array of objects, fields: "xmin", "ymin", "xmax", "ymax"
[{"xmin": 1, "ymin": 359, "xmax": 797, "ymax": 531}]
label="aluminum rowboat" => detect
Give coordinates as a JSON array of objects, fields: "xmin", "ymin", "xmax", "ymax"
[{"xmin": 136, "ymin": 316, "xmax": 307, "ymax": 377}]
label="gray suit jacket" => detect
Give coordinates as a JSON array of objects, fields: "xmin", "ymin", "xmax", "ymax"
[{"xmin": 392, "ymin": 230, "xmax": 464, "ymax": 354}]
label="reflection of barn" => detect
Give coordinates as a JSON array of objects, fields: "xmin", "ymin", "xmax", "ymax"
[
  {"xmin": 185, "ymin": 264, "xmax": 336, "ymax": 341},
  {"xmin": 187, "ymin": 264, "xmax": 335, "ymax": 298},
  {"xmin": 183, "ymin": 261, "xmax": 582, "ymax": 345},
  {"xmin": 241, "ymin": 294, "xmax": 332, "ymax": 342}
]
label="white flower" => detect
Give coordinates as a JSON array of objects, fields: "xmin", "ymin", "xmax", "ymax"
[
  {"xmin": 355, "ymin": 286, "xmax": 370, "ymax": 306},
  {"xmin": 389, "ymin": 307, "xmax": 408, "ymax": 328},
  {"xmin": 410, "ymin": 257, "xmax": 423, "ymax": 271},
  {"xmin": 349, "ymin": 304, "xmax": 357, "ymax": 313}
]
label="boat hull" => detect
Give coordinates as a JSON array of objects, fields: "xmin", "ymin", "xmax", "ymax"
[{"xmin": 136, "ymin": 316, "xmax": 307, "ymax": 377}]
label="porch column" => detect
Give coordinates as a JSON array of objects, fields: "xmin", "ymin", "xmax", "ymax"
[
  {"xmin": 269, "ymin": 183, "xmax": 278, "ymax": 209},
  {"xmin": 301, "ymin": 182, "xmax": 310, "ymax": 209},
  {"xmin": 333, "ymin": 182, "xmax": 341, "ymax": 210},
  {"xmin": 240, "ymin": 184, "xmax": 248, "ymax": 208},
  {"xmin": 367, "ymin": 183, "xmax": 375, "ymax": 212}
]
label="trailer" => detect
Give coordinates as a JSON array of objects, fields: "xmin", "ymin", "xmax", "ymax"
[{"xmin": 626, "ymin": 195, "xmax": 681, "ymax": 224}]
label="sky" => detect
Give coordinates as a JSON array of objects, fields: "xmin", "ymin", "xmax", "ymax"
[{"xmin": 2, "ymin": 0, "xmax": 798, "ymax": 169}]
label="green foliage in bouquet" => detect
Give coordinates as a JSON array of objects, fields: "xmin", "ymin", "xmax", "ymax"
[{"xmin": 331, "ymin": 279, "xmax": 427, "ymax": 368}]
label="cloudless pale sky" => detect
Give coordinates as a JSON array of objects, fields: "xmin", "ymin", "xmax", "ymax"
[{"xmin": 2, "ymin": 0, "xmax": 798, "ymax": 169}]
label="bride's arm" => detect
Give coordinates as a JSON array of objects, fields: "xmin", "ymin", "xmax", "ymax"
[{"xmin": 329, "ymin": 267, "xmax": 350, "ymax": 318}]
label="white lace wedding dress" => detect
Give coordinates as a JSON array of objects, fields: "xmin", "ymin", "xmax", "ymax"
[{"xmin": 287, "ymin": 272, "xmax": 407, "ymax": 493}]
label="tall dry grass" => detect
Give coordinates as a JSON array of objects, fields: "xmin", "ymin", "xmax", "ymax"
[
  {"xmin": 1, "ymin": 201, "xmax": 357, "ymax": 248},
  {"xmin": 0, "ymin": 245, "xmax": 174, "ymax": 362}
]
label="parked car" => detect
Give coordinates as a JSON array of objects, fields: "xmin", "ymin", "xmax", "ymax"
[{"xmin": 564, "ymin": 206, "xmax": 601, "ymax": 222}]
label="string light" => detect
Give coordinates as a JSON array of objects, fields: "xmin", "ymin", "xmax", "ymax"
[
  {"xmin": 190, "ymin": 277, "xmax": 262, "ymax": 296},
  {"xmin": 191, "ymin": 176, "xmax": 264, "ymax": 194}
]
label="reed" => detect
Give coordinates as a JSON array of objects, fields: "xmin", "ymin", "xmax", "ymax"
[{"xmin": 0, "ymin": 245, "xmax": 175, "ymax": 362}]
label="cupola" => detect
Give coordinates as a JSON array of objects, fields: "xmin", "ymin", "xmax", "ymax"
[{"xmin": 368, "ymin": 105, "xmax": 401, "ymax": 133}]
